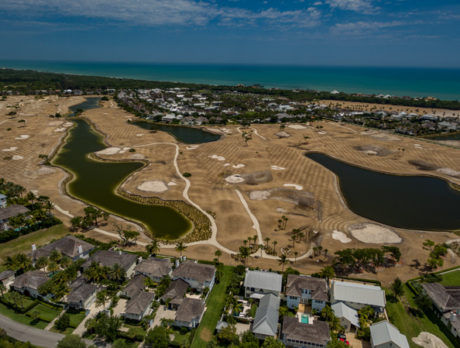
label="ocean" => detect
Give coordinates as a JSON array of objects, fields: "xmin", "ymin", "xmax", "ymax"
[{"xmin": 1, "ymin": 60, "xmax": 460, "ymax": 100}]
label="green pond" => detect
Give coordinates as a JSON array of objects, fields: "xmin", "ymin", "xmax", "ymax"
[
  {"xmin": 132, "ymin": 120, "xmax": 221, "ymax": 144},
  {"xmin": 68, "ymin": 97, "xmax": 101, "ymax": 116},
  {"xmin": 53, "ymin": 118, "xmax": 192, "ymax": 240}
]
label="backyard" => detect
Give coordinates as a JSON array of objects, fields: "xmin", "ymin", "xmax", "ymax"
[{"xmin": 439, "ymin": 269, "xmax": 460, "ymax": 286}]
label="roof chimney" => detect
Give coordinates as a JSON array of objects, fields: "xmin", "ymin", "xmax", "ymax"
[
  {"xmin": 78, "ymin": 245, "xmax": 83, "ymax": 255},
  {"xmin": 32, "ymin": 244, "xmax": 36, "ymax": 251}
]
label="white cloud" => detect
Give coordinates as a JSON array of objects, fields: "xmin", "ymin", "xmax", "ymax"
[
  {"xmin": 326, "ymin": 0, "xmax": 376, "ymax": 14},
  {"xmin": 331, "ymin": 20, "xmax": 404, "ymax": 35}
]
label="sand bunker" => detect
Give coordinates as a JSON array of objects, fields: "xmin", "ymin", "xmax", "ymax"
[
  {"xmin": 63, "ymin": 122, "xmax": 73, "ymax": 127},
  {"xmin": 408, "ymin": 160, "xmax": 438, "ymax": 171},
  {"xmin": 275, "ymin": 131, "xmax": 290, "ymax": 138},
  {"xmin": 288, "ymin": 125, "xmax": 307, "ymax": 130},
  {"xmin": 225, "ymin": 174, "xmax": 245, "ymax": 184},
  {"xmin": 223, "ymin": 163, "xmax": 230, "ymax": 167},
  {"xmin": 54, "ymin": 128, "xmax": 66, "ymax": 132},
  {"xmin": 15, "ymin": 135, "xmax": 30, "ymax": 140},
  {"xmin": 354, "ymin": 145, "xmax": 392, "ymax": 156},
  {"xmin": 186, "ymin": 145, "xmax": 199, "ymax": 150},
  {"xmin": 48, "ymin": 121, "xmax": 63, "ymax": 126},
  {"xmin": 12, "ymin": 155, "xmax": 24, "ymax": 160},
  {"xmin": 37, "ymin": 166, "xmax": 56, "ymax": 175},
  {"xmin": 249, "ymin": 190, "xmax": 272, "ymax": 200},
  {"xmin": 414, "ymin": 144, "xmax": 423, "ymax": 149},
  {"xmin": 437, "ymin": 167, "xmax": 460, "ymax": 178},
  {"xmin": 370, "ymin": 133, "xmax": 399, "ymax": 141},
  {"xmin": 168, "ymin": 181, "xmax": 177, "ymax": 186},
  {"xmin": 136, "ymin": 133, "xmax": 144, "ymax": 137},
  {"xmin": 332, "ymin": 230, "xmax": 352, "ymax": 243},
  {"xmin": 242, "ymin": 171, "xmax": 273, "ymax": 185},
  {"xmin": 232, "ymin": 164, "xmax": 245, "ymax": 169},
  {"xmin": 209, "ymin": 155, "xmax": 225, "ymax": 161},
  {"xmin": 271, "ymin": 165, "xmax": 286, "ymax": 171},
  {"xmin": 137, "ymin": 181, "xmax": 168, "ymax": 193},
  {"xmin": 96, "ymin": 147, "xmax": 121, "ymax": 155},
  {"xmin": 129, "ymin": 154, "xmax": 145, "ymax": 160},
  {"xmin": 220, "ymin": 128, "xmax": 232, "ymax": 134},
  {"xmin": 349, "ymin": 223, "xmax": 402, "ymax": 244},
  {"xmin": 412, "ymin": 332, "xmax": 448, "ymax": 348},
  {"xmin": 2, "ymin": 147, "xmax": 18, "ymax": 152},
  {"xmin": 118, "ymin": 147, "xmax": 131, "ymax": 154},
  {"xmin": 283, "ymin": 183, "xmax": 303, "ymax": 190},
  {"xmin": 249, "ymin": 187, "xmax": 315, "ymax": 209}
]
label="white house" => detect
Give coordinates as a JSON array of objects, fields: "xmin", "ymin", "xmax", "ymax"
[
  {"xmin": 244, "ymin": 270, "xmax": 282, "ymax": 299},
  {"xmin": 172, "ymin": 260, "xmax": 215, "ymax": 292},
  {"xmin": 285, "ymin": 275, "xmax": 328, "ymax": 311},
  {"xmin": 174, "ymin": 298, "xmax": 205, "ymax": 329},
  {"xmin": 370, "ymin": 321, "xmax": 409, "ymax": 348},
  {"xmin": 0, "ymin": 194, "xmax": 6, "ymax": 208},
  {"xmin": 330, "ymin": 280, "xmax": 386, "ymax": 312},
  {"xmin": 122, "ymin": 291, "xmax": 155, "ymax": 321},
  {"xmin": 332, "ymin": 302, "xmax": 360, "ymax": 332},
  {"xmin": 12, "ymin": 271, "xmax": 48, "ymax": 299},
  {"xmin": 66, "ymin": 278, "xmax": 98, "ymax": 310}
]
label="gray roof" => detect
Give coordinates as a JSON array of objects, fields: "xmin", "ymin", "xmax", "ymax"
[
  {"xmin": 244, "ymin": 270, "xmax": 282, "ymax": 293},
  {"xmin": 0, "ymin": 270, "xmax": 15, "ymax": 281},
  {"xmin": 285, "ymin": 275, "xmax": 328, "ymax": 301},
  {"xmin": 67, "ymin": 280, "xmax": 98, "ymax": 304},
  {"xmin": 124, "ymin": 291, "xmax": 155, "ymax": 316},
  {"xmin": 82, "ymin": 250, "xmax": 137, "ymax": 272},
  {"xmin": 331, "ymin": 280, "xmax": 386, "ymax": 308},
  {"xmin": 0, "ymin": 205, "xmax": 29, "ymax": 221},
  {"xmin": 135, "ymin": 258, "xmax": 171, "ymax": 278},
  {"xmin": 33, "ymin": 235, "xmax": 94, "ymax": 260},
  {"xmin": 252, "ymin": 294, "xmax": 280, "ymax": 337},
  {"xmin": 123, "ymin": 275, "xmax": 146, "ymax": 298},
  {"xmin": 332, "ymin": 302, "xmax": 360, "ymax": 328},
  {"xmin": 172, "ymin": 260, "xmax": 215, "ymax": 284},
  {"xmin": 13, "ymin": 270, "xmax": 48, "ymax": 290},
  {"xmin": 422, "ymin": 283, "xmax": 460, "ymax": 312},
  {"xmin": 175, "ymin": 298, "xmax": 205, "ymax": 323},
  {"xmin": 161, "ymin": 279, "xmax": 188, "ymax": 302},
  {"xmin": 282, "ymin": 316, "xmax": 330, "ymax": 346},
  {"xmin": 370, "ymin": 321, "xmax": 409, "ymax": 348},
  {"xmin": 0, "ymin": 194, "xmax": 6, "ymax": 199}
]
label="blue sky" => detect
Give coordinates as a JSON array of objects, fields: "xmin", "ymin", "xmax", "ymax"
[{"xmin": 0, "ymin": 0, "xmax": 459, "ymax": 67}]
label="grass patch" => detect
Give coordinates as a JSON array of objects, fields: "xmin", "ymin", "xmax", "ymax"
[
  {"xmin": 191, "ymin": 265, "xmax": 233, "ymax": 348},
  {"xmin": 0, "ymin": 224, "xmax": 69, "ymax": 264},
  {"xmin": 386, "ymin": 285, "xmax": 456, "ymax": 348},
  {"xmin": 440, "ymin": 269, "xmax": 460, "ymax": 286},
  {"xmin": 26, "ymin": 302, "xmax": 62, "ymax": 322},
  {"xmin": 170, "ymin": 328, "xmax": 191, "ymax": 346},
  {"xmin": 0, "ymin": 301, "xmax": 48, "ymax": 329},
  {"xmin": 66, "ymin": 310, "xmax": 87, "ymax": 328}
]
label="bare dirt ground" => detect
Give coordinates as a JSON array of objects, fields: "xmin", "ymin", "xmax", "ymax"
[{"xmin": 1, "ymin": 96, "xmax": 459, "ymax": 285}]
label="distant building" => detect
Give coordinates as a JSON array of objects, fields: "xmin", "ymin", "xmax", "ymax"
[
  {"xmin": 251, "ymin": 294, "xmax": 280, "ymax": 339},
  {"xmin": 174, "ymin": 298, "xmax": 206, "ymax": 328},
  {"xmin": 370, "ymin": 321, "xmax": 409, "ymax": 348},
  {"xmin": 330, "ymin": 280, "xmax": 386, "ymax": 312},
  {"xmin": 172, "ymin": 260, "xmax": 215, "ymax": 292},
  {"xmin": 244, "ymin": 270, "xmax": 282, "ymax": 299},
  {"xmin": 285, "ymin": 275, "xmax": 328, "ymax": 311},
  {"xmin": 0, "ymin": 205, "xmax": 29, "ymax": 231}
]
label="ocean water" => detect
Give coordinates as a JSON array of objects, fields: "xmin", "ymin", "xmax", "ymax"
[{"xmin": 1, "ymin": 60, "xmax": 460, "ymax": 100}]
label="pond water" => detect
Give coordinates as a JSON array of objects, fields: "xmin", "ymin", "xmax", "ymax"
[
  {"xmin": 306, "ymin": 153, "xmax": 460, "ymax": 231},
  {"xmin": 132, "ymin": 120, "xmax": 221, "ymax": 144},
  {"xmin": 68, "ymin": 97, "xmax": 101, "ymax": 116}
]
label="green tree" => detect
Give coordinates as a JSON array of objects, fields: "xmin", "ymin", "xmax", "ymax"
[
  {"xmin": 391, "ymin": 278, "xmax": 404, "ymax": 299},
  {"xmin": 144, "ymin": 325, "xmax": 170, "ymax": 348},
  {"xmin": 215, "ymin": 249, "xmax": 222, "ymax": 263},
  {"xmin": 175, "ymin": 241, "xmax": 187, "ymax": 257},
  {"xmin": 55, "ymin": 314, "xmax": 71, "ymax": 331},
  {"xmin": 278, "ymin": 253, "xmax": 289, "ymax": 272},
  {"xmin": 146, "ymin": 239, "xmax": 160, "ymax": 256},
  {"xmin": 95, "ymin": 290, "xmax": 109, "ymax": 309},
  {"xmin": 57, "ymin": 335, "xmax": 87, "ymax": 348},
  {"xmin": 217, "ymin": 324, "xmax": 238, "ymax": 346},
  {"xmin": 262, "ymin": 336, "xmax": 285, "ymax": 348}
]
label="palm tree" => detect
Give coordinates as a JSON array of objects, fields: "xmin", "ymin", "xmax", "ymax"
[
  {"xmin": 35, "ymin": 256, "xmax": 48, "ymax": 270},
  {"xmin": 175, "ymin": 242, "xmax": 187, "ymax": 258},
  {"xmin": 293, "ymin": 251, "xmax": 298, "ymax": 263},
  {"xmin": 278, "ymin": 253, "xmax": 289, "ymax": 272},
  {"xmin": 258, "ymin": 244, "xmax": 264, "ymax": 257},
  {"xmin": 96, "ymin": 290, "xmax": 109, "ymax": 309},
  {"xmin": 109, "ymin": 264, "xmax": 125, "ymax": 282},
  {"xmin": 214, "ymin": 250, "xmax": 222, "ymax": 263},
  {"xmin": 0, "ymin": 283, "xmax": 6, "ymax": 296},
  {"xmin": 264, "ymin": 237, "xmax": 270, "ymax": 249},
  {"xmin": 146, "ymin": 239, "xmax": 160, "ymax": 256},
  {"xmin": 273, "ymin": 240, "xmax": 278, "ymax": 254}
]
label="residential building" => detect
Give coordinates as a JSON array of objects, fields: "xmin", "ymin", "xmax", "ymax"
[
  {"xmin": 443, "ymin": 312, "xmax": 460, "ymax": 339},
  {"xmin": 32, "ymin": 235, "xmax": 94, "ymax": 261},
  {"xmin": 123, "ymin": 291, "xmax": 155, "ymax": 321},
  {"xmin": 370, "ymin": 321, "xmax": 409, "ymax": 348},
  {"xmin": 66, "ymin": 278, "xmax": 98, "ymax": 310},
  {"xmin": 0, "ymin": 194, "xmax": 6, "ymax": 208},
  {"xmin": 82, "ymin": 250, "xmax": 137, "ymax": 277},
  {"xmin": 134, "ymin": 257, "xmax": 172, "ymax": 282},
  {"xmin": 281, "ymin": 316, "xmax": 330, "ymax": 348},
  {"xmin": 285, "ymin": 275, "xmax": 328, "ymax": 311},
  {"xmin": 0, "ymin": 270, "xmax": 15, "ymax": 287},
  {"xmin": 0, "ymin": 205, "xmax": 29, "ymax": 231},
  {"xmin": 174, "ymin": 298, "xmax": 206, "ymax": 328},
  {"xmin": 331, "ymin": 302, "xmax": 360, "ymax": 332},
  {"xmin": 421, "ymin": 283, "xmax": 460, "ymax": 315},
  {"xmin": 244, "ymin": 270, "xmax": 282, "ymax": 299},
  {"xmin": 122, "ymin": 274, "xmax": 146, "ymax": 298},
  {"xmin": 160, "ymin": 279, "xmax": 188, "ymax": 310},
  {"xmin": 12, "ymin": 270, "xmax": 48, "ymax": 298},
  {"xmin": 251, "ymin": 294, "xmax": 280, "ymax": 339},
  {"xmin": 172, "ymin": 260, "xmax": 215, "ymax": 292},
  {"xmin": 330, "ymin": 280, "xmax": 386, "ymax": 312}
]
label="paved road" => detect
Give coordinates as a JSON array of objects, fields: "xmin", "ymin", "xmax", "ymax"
[{"xmin": 0, "ymin": 313, "xmax": 64, "ymax": 347}]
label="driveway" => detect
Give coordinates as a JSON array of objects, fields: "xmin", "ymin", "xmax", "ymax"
[
  {"xmin": 0, "ymin": 313, "xmax": 64, "ymax": 347},
  {"xmin": 151, "ymin": 305, "xmax": 176, "ymax": 328},
  {"xmin": 74, "ymin": 301, "xmax": 107, "ymax": 336}
]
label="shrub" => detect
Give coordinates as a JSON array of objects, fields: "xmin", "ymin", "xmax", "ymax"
[{"xmin": 182, "ymin": 172, "xmax": 192, "ymax": 178}]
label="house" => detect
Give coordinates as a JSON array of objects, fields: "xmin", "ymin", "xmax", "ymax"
[
  {"xmin": 285, "ymin": 275, "xmax": 328, "ymax": 311},
  {"xmin": 172, "ymin": 260, "xmax": 215, "ymax": 292},
  {"xmin": 66, "ymin": 278, "xmax": 98, "ymax": 310},
  {"xmin": 443, "ymin": 312, "xmax": 460, "ymax": 339},
  {"xmin": 0, "ymin": 270, "xmax": 15, "ymax": 287},
  {"xmin": 251, "ymin": 294, "xmax": 280, "ymax": 339},
  {"xmin": 12, "ymin": 270, "xmax": 48, "ymax": 298},
  {"xmin": 82, "ymin": 250, "xmax": 137, "ymax": 277},
  {"xmin": 370, "ymin": 321, "xmax": 409, "ymax": 348},
  {"xmin": 0, "ymin": 205, "xmax": 29, "ymax": 231},
  {"xmin": 244, "ymin": 270, "xmax": 282, "ymax": 299},
  {"xmin": 160, "ymin": 279, "xmax": 189, "ymax": 309},
  {"xmin": 122, "ymin": 274, "xmax": 146, "ymax": 298},
  {"xmin": 421, "ymin": 283, "xmax": 460, "ymax": 315},
  {"xmin": 0, "ymin": 194, "xmax": 6, "ymax": 208},
  {"xmin": 330, "ymin": 280, "xmax": 386, "ymax": 312},
  {"xmin": 32, "ymin": 235, "xmax": 94, "ymax": 261},
  {"xmin": 134, "ymin": 258, "xmax": 172, "ymax": 282},
  {"xmin": 281, "ymin": 316, "xmax": 330, "ymax": 348},
  {"xmin": 123, "ymin": 291, "xmax": 155, "ymax": 321},
  {"xmin": 332, "ymin": 302, "xmax": 360, "ymax": 332},
  {"xmin": 174, "ymin": 298, "xmax": 206, "ymax": 328}
]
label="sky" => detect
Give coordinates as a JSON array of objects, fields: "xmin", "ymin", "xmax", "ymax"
[{"xmin": 0, "ymin": 0, "xmax": 459, "ymax": 67}]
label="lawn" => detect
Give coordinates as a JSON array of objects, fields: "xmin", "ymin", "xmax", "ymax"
[
  {"xmin": 0, "ymin": 301, "xmax": 48, "ymax": 329},
  {"xmin": 0, "ymin": 224, "xmax": 69, "ymax": 264},
  {"xmin": 170, "ymin": 328, "xmax": 191, "ymax": 346},
  {"xmin": 386, "ymin": 285, "xmax": 456, "ymax": 348},
  {"xmin": 66, "ymin": 310, "xmax": 87, "ymax": 328},
  {"xmin": 191, "ymin": 265, "xmax": 233, "ymax": 348},
  {"xmin": 26, "ymin": 302, "xmax": 62, "ymax": 322},
  {"xmin": 440, "ymin": 269, "xmax": 460, "ymax": 286}
]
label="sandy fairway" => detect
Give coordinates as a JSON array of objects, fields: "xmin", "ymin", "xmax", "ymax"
[
  {"xmin": 137, "ymin": 181, "xmax": 169, "ymax": 193},
  {"xmin": 350, "ymin": 224, "xmax": 402, "ymax": 244}
]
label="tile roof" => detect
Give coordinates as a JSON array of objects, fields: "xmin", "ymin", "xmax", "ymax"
[
  {"xmin": 252, "ymin": 294, "xmax": 280, "ymax": 337},
  {"xmin": 285, "ymin": 275, "xmax": 328, "ymax": 301},
  {"xmin": 331, "ymin": 280, "xmax": 386, "ymax": 308},
  {"xmin": 0, "ymin": 205, "xmax": 29, "ymax": 221},
  {"xmin": 175, "ymin": 298, "xmax": 205, "ymax": 323},
  {"xmin": 282, "ymin": 316, "xmax": 330, "ymax": 346},
  {"xmin": 33, "ymin": 235, "xmax": 94, "ymax": 260},
  {"xmin": 135, "ymin": 258, "xmax": 171, "ymax": 278},
  {"xmin": 422, "ymin": 283, "xmax": 460, "ymax": 312},
  {"xmin": 0, "ymin": 270, "xmax": 14, "ymax": 281},
  {"xmin": 67, "ymin": 279, "xmax": 98, "ymax": 304},
  {"xmin": 124, "ymin": 274, "xmax": 146, "ymax": 298},
  {"xmin": 370, "ymin": 321, "xmax": 409, "ymax": 348},
  {"xmin": 13, "ymin": 270, "xmax": 48, "ymax": 290},
  {"xmin": 172, "ymin": 260, "xmax": 215, "ymax": 284},
  {"xmin": 82, "ymin": 250, "xmax": 137, "ymax": 272},
  {"xmin": 332, "ymin": 302, "xmax": 360, "ymax": 328},
  {"xmin": 124, "ymin": 291, "xmax": 155, "ymax": 316},
  {"xmin": 244, "ymin": 270, "xmax": 282, "ymax": 293},
  {"xmin": 161, "ymin": 279, "xmax": 188, "ymax": 302}
]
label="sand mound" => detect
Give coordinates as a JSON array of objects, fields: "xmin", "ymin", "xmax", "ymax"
[
  {"xmin": 271, "ymin": 165, "xmax": 286, "ymax": 171},
  {"xmin": 275, "ymin": 131, "xmax": 290, "ymax": 138},
  {"xmin": 232, "ymin": 164, "xmax": 245, "ymax": 169},
  {"xmin": 168, "ymin": 181, "xmax": 177, "ymax": 186},
  {"xmin": 118, "ymin": 147, "xmax": 131, "ymax": 154},
  {"xmin": 15, "ymin": 135, "xmax": 30, "ymax": 140},
  {"xmin": 129, "ymin": 154, "xmax": 145, "ymax": 160},
  {"xmin": 96, "ymin": 147, "xmax": 120, "ymax": 155},
  {"xmin": 136, "ymin": 133, "xmax": 144, "ymax": 137},
  {"xmin": 223, "ymin": 163, "xmax": 230, "ymax": 167},
  {"xmin": 371, "ymin": 133, "xmax": 399, "ymax": 141},
  {"xmin": 54, "ymin": 127, "xmax": 66, "ymax": 132},
  {"xmin": 186, "ymin": 145, "xmax": 199, "ymax": 150},
  {"xmin": 209, "ymin": 154, "xmax": 225, "ymax": 161},
  {"xmin": 48, "ymin": 121, "xmax": 63, "ymax": 126},
  {"xmin": 137, "ymin": 181, "xmax": 168, "ymax": 193},
  {"xmin": 242, "ymin": 170, "xmax": 273, "ymax": 185},
  {"xmin": 220, "ymin": 128, "xmax": 232, "ymax": 134},
  {"xmin": 318, "ymin": 131, "xmax": 327, "ymax": 135},
  {"xmin": 437, "ymin": 167, "xmax": 460, "ymax": 178},
  {"xmin": 249, "ymin": 190, "xmax": 271, "ymax": 200},
  {"xmin": 283, "ymin": 183, "xmax": 303, "ymax": 190},
  {"xmin": 12, "ymin": 155, "xmax": 23, "ymax": 160},
  {"xmin": 288, "ymin": 125, "xmax": 307, "ymax": 130},
  {"xmin": 354, "ymin": 145, "xmax": 391, "ymax": 156},
  {"xmin": 37, "ymin": 166, "xmax": 56, "ymax": 175},
  {"xmin": 408, "ymin": 160, "xmax": 438, "ymax": 171},
  {"xmin": 2, "ymin": 147, "xmax": 18, "ymax": 152},
  {"xmin": 414, "ymin": 144, "xmax": 423, "ymax": 149},
  {"xmin": 63, "ymin": 122, "xmax": 73, "ymax": 127},
  {"xmin": 249, "ymin": 187, "xmax": 315, "ymax": 209},
  {"xmin": 225, "ymin": 174, "xmax": 245, "ymax": 184},
  {"xmin": 349, "ymin": 223, "xmax": 401, "ymax": 244},
  {"xmin": 332, "ymin": 230, "xmax": 352, "ymax": 243},
  {"xmin": 412, "ymin": 332, "xmax": 448, "ymax": 348}
]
